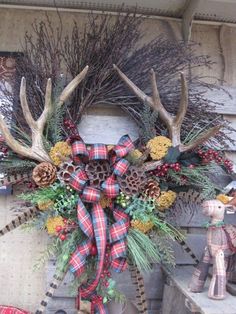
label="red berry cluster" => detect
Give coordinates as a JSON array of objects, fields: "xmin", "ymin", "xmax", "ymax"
[
  {"xmin": 27, "ymin": 181, "xmax": 37, "ymax": 189},
  {"xmin": 197, "ymin": 149, "xmax": 233, "ymax": 172},
  {"xmin": 56, "ymin": 218, "xmax": 77, "ymax": 241},
  {"xmin": 153, "ymin": 162, "xmax": 181, "ymax": 177},
  {"xmin": 64, "ymin": 119, "xmax": 78, "ymax": 136}
]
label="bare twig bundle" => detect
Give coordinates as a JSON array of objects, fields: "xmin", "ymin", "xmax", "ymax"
[{"xmin": 0, "ymin": 12, "xmax": 233, "ymax": 148}]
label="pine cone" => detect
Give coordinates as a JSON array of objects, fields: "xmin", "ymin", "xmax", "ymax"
[
  {"xmin": 32, "ymin": 162, "xmax": 57, "ymax": 187},
  {"xmin": 143, "ymin": 179, "xmax": 160, "ymax": 199}
]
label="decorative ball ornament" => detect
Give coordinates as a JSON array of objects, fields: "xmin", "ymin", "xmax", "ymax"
[
  {"xmin": 85, "ymin": 160, "xmax": 111, "ymax": 187},
  {"xmin": 90, "ymin": 244, "xmax": 98, "ymax": 256},
  {"xmin": 32, "ymin": 162, "xmax": 57, "ymax": 187},
  {"xmin": 117, "ymin": 166, "xmax": 147, "ymax": 195}
]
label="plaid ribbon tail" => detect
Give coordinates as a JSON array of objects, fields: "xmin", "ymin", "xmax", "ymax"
[
  {"xmin": 110, "ymin": 207, "xmax": 130, "ymax": 272},
  {"xmin": 91, "ymin": 301, "xmax": 109, "ymax": 314},
  {"xmin": 81, "ymin": 204, "xmax": 107, "ymax": 298},
  {"xmin": 69, "ymin": 197, "xmax": 93, "ymax": 275}
]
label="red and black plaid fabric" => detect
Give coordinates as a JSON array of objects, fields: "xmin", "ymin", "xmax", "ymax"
[
  {"xmin": 72, "ymin": 140, "xmax": 89, "ymax": 163},
  {"xmin": 89, "ymin": 144, "xmax": 108, "ymax": 160},
  {"xmin": 109, "ymin": 134, "xmax": 134, "ymax": 165},
  {"xmin": 101, "ymin": 175, "xmax": 120, "ymax": 198},
  {"xmin": 82, "ymin": 186, "xmax": 101, "ymax": 203},
  {"xmin": 113, "ymin": 158, "xmax": 129, "ymax": 177},
  {"xmin": 69, "ymin": 169, "xmax": 88, "ymax": 192},
  {"xmin": 0, "ymin": 307, "xmax": 28, "ymax": 314},
  {"xmin": 110, "ymin": 207, "xmax": 130, "ymax": 272},
  {"xmin": 68, "ymin": 135, "xmax": 134, "ymax": 313}
]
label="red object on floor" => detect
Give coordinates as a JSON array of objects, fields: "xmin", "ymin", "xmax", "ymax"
[{"xmin": 0, "ymin": 306, "xmax": 29, "ymax": 314}]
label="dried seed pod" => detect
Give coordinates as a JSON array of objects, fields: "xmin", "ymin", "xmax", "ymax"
[
  {"xmin": 117, "ymin": 166, "xmax": 147, "ymax": 195},
  {"xmin": 57, "ymin": 161, "xmax": 80, "ymax": 184},
  {"xmin": 85, "ymin": 160, "xmax": 111, "ymax": 187}
]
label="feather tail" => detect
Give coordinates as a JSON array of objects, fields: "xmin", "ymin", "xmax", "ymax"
[
  {"xmin": 129, "ymin": 263, "xmax": 148, "ymax": 314},
  {"xmin": 0, "ymin": 173, "xmax": 31, "ymax": 186},
  {"xmin": 176, "ymin": 238, "xmax": 199, "ymax": 264},
  {"xmin": 36, "ymin": 272, "xmax": 66, "ymax": 314},
  {"xmin": 0, "ymin": 207, "xmax": 37, "ymax": 237}
]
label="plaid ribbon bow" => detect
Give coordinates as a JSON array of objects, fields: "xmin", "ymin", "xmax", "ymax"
[{"xmin": 68, "ymin": 135, "xmax": 134, "ymax": 313}]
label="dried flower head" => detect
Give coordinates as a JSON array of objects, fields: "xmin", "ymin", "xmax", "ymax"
[
  {"xmin": 156, "ymin": 190, "xmax": 177, "ymax": 211},
  {"xmin": 147, "ymin": 136, "xmax": 172, "ymax": 160},
  {"xmin": 46, "ymin": 216, "xmax": 65, "ymax": 235},
  {"xmin": 131, "ymin": 220, "xmax": 154, "ymax": 233},
  {"xmin": 50, "ymin": 142, "xmax": 72, "ymax": 166}
]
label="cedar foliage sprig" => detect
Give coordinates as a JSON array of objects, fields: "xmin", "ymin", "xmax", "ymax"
[{"xmin": 19, "ymin": 182, "xmax": 66, "ymax": 204}]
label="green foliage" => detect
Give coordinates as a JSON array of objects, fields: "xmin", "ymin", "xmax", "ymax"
[
  {"xmin": 33, "ymin": 237, "xmax": 61, "ymax": 270},
  {"xmin": 54, "ymin": 191, "xmax": 78, "ymax": 219},
  {"xmin": 97, "ymin": 278, "xmax": 126, "ymax": 305},
  {"xmin": 45, "ymin": 77, "xmax": 67, "ymax": 145},
  {"xmin": 125, "ymin": 197, "xmax": 156, "ymax": 221},
  {"xmin": 151, "ymin": 232, "xmax": 176, "ymax": 269},
  {"xmin": 127, "ymin": 228, "xmax": 161, "ymax": 271},
  {"xmin": 56, "ymin": 229, "xmax": 84, "ymax": 273},
  {"xmin": 168, "ymin": 164, "xmax": 220, "ymax": 199},
  {"xmin": 0, "ymin": 158, "xmax": 37, "ymax": 175},
  {"xmin": 33, "ymin": 228, "xmax": 84, "ymax": 274},
  {"xmin": 20, "ymin": 182, "xmax": 65, "ymax": 204},
  {"xmin": 152, "ymin": 216, "xmax": 184, "ymax": 242},
  {"xmin": 139, "ymin": 104, "xmax": 158, "ymax": 143}
]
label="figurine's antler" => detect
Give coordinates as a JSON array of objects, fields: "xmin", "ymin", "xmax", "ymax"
[
  {"xmin": 0, "ymin": 66, "xmax": 89, "ymax": 162},
  {"xmin": 113, "ymin": 64, "xmax": 221, "ymax": 152}
]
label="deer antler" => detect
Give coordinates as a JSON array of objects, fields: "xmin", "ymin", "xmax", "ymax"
[
  {"xmin": 113, "ymin": 64, "xmax": 221, "ymax": 152},
  {"xmin": 0, "ymin": 65, "xmax": 89, "ymax": 162}
]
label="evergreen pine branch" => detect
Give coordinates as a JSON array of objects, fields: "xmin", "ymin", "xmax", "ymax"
[
  {"xmin": 0, "ymin": 158, "xmax": 37, "ymax": 175},
  {"xmin": 150, "ymin": 232, "xmax": 176, "ymax": 269},
  {"xmin": 152, "ymin": 215, "xmax": 184, "ymax": 241},
  {"xmin": 127, "ymin": 228, "xmax": 161, "ymax": 271},
  {"xmin": 168, "ymin": 165, "xmax": 220, "ymax": 199},
  {"xmin": 139, "ymin": 103, "xmax": 158, "ymax": 143},
  {"xmin": 45, "ymin": 77, "xmax": 67, "ymax": 145},
  {"xmin": 33, "ymin": 237, "xmax": 61, "ymax": 270}
]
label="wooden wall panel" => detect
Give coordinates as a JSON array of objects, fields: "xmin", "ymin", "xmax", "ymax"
[{"xmin": 0, "ymin": 194, "xmax": 48, "ymax": 312}]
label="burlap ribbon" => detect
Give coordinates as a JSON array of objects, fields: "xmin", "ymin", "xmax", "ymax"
[{"xmin": 68, "ymin": 135, "xmax": 134, "ymax": 313}]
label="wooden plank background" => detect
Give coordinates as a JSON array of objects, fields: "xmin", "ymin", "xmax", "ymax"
[{"xmin": 0, "ymin": 6, "xmax": 235, "ymax": 312}]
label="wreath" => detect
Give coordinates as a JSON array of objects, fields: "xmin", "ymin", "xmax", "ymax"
[{"xmin": 0, "ymin": 13, "xmax": 234, "ymax": 314}]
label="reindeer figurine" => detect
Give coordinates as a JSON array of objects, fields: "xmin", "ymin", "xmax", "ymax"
[{"xmin": 189, "ymin": 198, "xmax": 236, "ymax": 299}]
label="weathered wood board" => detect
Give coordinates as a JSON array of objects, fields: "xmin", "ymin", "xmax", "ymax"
[
  {"xmin": 0, "ymin": 194, "xmax": 48, "ymax": 312},
  {"xmin": 162, "ymin": 266, "xmax": 236, "ymax": 314}
]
